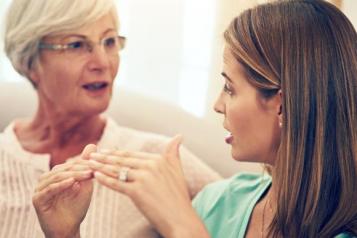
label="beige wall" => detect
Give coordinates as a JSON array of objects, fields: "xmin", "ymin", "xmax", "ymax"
[
  {"xmin": 342, "ymin": 0, "xmax": 357, "ymax": 29},
  {"xmin": 206, "ymin": 0, "xmax": 258, "ymax": 124},
  {"xmin": 328, "ymin": 0, "xmax": 357, "ymax": 28}
]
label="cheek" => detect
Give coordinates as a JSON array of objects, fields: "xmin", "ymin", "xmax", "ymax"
[
  {"xmin": 248, "ymin": 109, "xmax": 280, "ymax": 153},
  {"xmin": 110, "ymin": 56, "xmax": 120, "ymax": 78},
  {"xmin": 53, "ymin": 69, "xmax": 81, "ymax": 90},
  {"xmin": 40, "ymin": 62, "xmax": 83, "ymax": 96},
  {"xmin": 226, "ymin": 100, "xmax": 251, "ymax": 132}
]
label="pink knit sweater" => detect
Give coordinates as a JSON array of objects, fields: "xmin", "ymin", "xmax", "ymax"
[{"xmin": 0, "ymin": 117, "xmax": 221, "ymax": 238}]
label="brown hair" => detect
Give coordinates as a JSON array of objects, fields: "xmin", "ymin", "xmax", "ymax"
[{"xmin": 224, "ymin": 0, "xmax": 357, "ymax": 237}]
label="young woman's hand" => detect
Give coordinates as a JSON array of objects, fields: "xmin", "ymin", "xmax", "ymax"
[
  {"xmin": 32, "ymin": 144, "xmax": 96, "ymax": 238},
  {"xmin": 89, "ymin": 136, "xmax": 210, "ymax": 238}
]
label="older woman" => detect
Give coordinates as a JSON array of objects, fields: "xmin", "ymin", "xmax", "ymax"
[
  {"xmin": 0, "ymin": 0, "xmax": 220, "ymax": 237},
  {"xmin": 33, "ymin": 0, "xmax": 357, "ymax": 237}
]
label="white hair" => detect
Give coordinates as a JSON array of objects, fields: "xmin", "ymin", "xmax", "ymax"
[{"xmin": 4, "ymin": 0, "xmax": 118, "ymax": 85}]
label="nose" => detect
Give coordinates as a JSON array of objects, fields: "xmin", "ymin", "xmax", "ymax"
[
  {"xmin": 214, "ymin": 91, "xmax": 225, "ymax": 114},
  {"xmin": 87, "ymin": 45, "xmax": 112, "ymax": 72}
]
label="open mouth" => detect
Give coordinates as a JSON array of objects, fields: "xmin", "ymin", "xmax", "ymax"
[
  {"xmin": 225, "ymin": 133, "xmax": 234, "ymax": 144},
  {"xmin": 224, "ymin": 127, "xmax": 233, "ymax": 144},
  {"xmin": 82, "ymin": 82, "xmax": 109, "ymax": 91}
]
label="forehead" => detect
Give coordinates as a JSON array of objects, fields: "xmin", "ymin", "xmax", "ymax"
[
  {"xmin": 45, "ymin": 13, "xmax": 117, "ymax": 41},
  {"xmin": 223, "ymin": 47, "xmax": 249, "ymax": 78},
  {"xmin": 72, "ymin": 13, "xmax": 117, "ymax": 35}
]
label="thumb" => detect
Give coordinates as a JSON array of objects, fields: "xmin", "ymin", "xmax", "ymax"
[
  {"xmin": 164, "ymin": 135, "xmax": 183, "ymax": 160},
  {"xmin": 81, "ymin": 144, "xmax": 97, "ymax": 160}
]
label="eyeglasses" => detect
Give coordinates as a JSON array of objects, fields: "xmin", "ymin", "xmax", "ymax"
[{"xmin": 39, "ymin": 35, "xmax": 126, "ymax": 57}]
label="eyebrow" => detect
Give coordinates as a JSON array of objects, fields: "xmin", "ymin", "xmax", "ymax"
[{"xmin": 221, "ymin": 72, "xmax": 233, "ymax": 83}]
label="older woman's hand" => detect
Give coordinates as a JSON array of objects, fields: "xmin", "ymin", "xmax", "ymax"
[
  {"xmin": 32, "ymin": 144, "xmax": 96, "ymax": 238},
  {"xmin": 88, "ymin": 136, "xmax": 210, "ymax": 238}
]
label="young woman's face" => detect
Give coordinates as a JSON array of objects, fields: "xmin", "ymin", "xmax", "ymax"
[
  {"xmin": 214, "ymin": 48, "xmax": 281, "ymax": 165},
  {"xmin": 30, "ymin": 13, "xmax": 120, "ymax": 117}
]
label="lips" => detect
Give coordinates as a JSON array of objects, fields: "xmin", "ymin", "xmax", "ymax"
[
  {"xmin": 82, "ymin": 82, "xmax": 109, "ymax": 91},
  {"xmin": 225, "ymin": 133, "xmax": 233, "ymax": 144},
  {"xmin": 224, "ymin": 126, "xmax": 234, "ymax": 144}
]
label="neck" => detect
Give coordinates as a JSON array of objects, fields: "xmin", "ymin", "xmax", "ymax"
[
  {"xmin": 15, "ymin": 102, "xmax": 106, "ymax": 164},
  {"xmin": 32, "ymin": 110, "xmax": 104, "ymax": 145},
  {"xmin": 267, "ymin": 167, "xmax": 277, "ymax": 212}
]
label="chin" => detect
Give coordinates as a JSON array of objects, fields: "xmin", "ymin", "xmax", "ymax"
[
  {"xmin": 77, "ymin": 101, "xmax": 110, "ymax": 117},
  {"xmin": 231, "ymin": 150, "xmax": 244, "ymax": 162},
  {"xmin": 92, "ymin": 103, "xmax": 110, "ymax": 114},
  {"xmin": 231, "ymin": 149, "xmax": 259, "ymax": 163}
]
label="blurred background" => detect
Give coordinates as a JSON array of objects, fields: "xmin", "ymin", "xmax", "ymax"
[{"xmin": 0, "ymin": 0, "xmax": 356, "ymax": 177}]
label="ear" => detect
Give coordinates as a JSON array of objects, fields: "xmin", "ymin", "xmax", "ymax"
[
  {"xmin": 277, "ymin": 90, "xmax": 283, "ymax": 127},
  {"xmin": 28, "ymin": 63, "xmax": 42, "ymax": 86}
]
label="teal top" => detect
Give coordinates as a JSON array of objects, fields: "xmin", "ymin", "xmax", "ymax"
[{"xmin": 192, "ymin": 172, "xmax": 353, "ymax": 238}]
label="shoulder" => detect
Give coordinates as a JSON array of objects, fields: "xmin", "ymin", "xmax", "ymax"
[
  {"xmin": 228, "ymin": 172, "xmax": 270, "ymax": 192},
  {"xmin": 0, "ymin": 121, "xmax": 20, "ymax": 156},
  {"xmin": 192, "ymin": 173, "xmax": 269, "ymax": 201},
  {"xmin": 193, "ymin": 172, "xmax": 271, "ymax": 217},
  {"xmin": 196, "ymin": 172, "xmax": 270, "ymax": 198},
  {"xmin": 178, "ymin": 145, "xmax": 221, "ymax": 197}
]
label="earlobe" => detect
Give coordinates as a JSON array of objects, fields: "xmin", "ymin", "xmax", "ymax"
[
  {"xmin": 277, "ymin": 105, "xmax": 283, "ymax": 128},
  {"xmin": 273, "ymin": 90, "xmax": 283, "ymax": 115},
  {"xmin": 28, "ymin": 67, "xmax": 40, "ymax": 86},
  {"xmin": 277, "ymin": 90, "xmax": 283, "ymax": 127},
  {"xmin": 277, "ymin": 90, "xmax": 283, "ymax": 114}
]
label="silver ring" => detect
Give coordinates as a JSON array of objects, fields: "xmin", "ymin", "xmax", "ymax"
[{"xmin": 118, "ymin": 167, "xmax": 130, "ymax": 182}]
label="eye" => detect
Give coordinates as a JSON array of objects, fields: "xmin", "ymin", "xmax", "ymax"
[
  {"xmin": 66, "ymin": 41, "xmax": 86, "ymax": 50},
  {"xmin": 223, "ymin": 82, "xmax": 233, "ymax": 95},
  {"xmin": 103, "ymin": 37, "xmax": 117, "ymax": 48}
]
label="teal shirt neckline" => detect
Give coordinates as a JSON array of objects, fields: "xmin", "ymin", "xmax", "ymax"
[
  {"xmin": 192, "ymin": 172, "xmax": 354, "ymax": 238},
  {"xmin": 236, "ymin": 174, "xmax": 271, "ymax": 237},
  {"xmin": 192, "ymin": 172, "xmax": 271, "ymax": 238}
]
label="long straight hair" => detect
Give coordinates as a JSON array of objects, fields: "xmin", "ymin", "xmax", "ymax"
[{"xmin": 224, "ymin": 0, "xmax": 357, "ymax": 237}]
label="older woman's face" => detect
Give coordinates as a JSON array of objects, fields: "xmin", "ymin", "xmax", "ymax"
[
  {"xmin": 214, "ymin": 48, "xmax": 281, "ymax": 165},
  {"xmin": 30, "ymin": 13, "xmax": 119, "ymax": 116}
]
